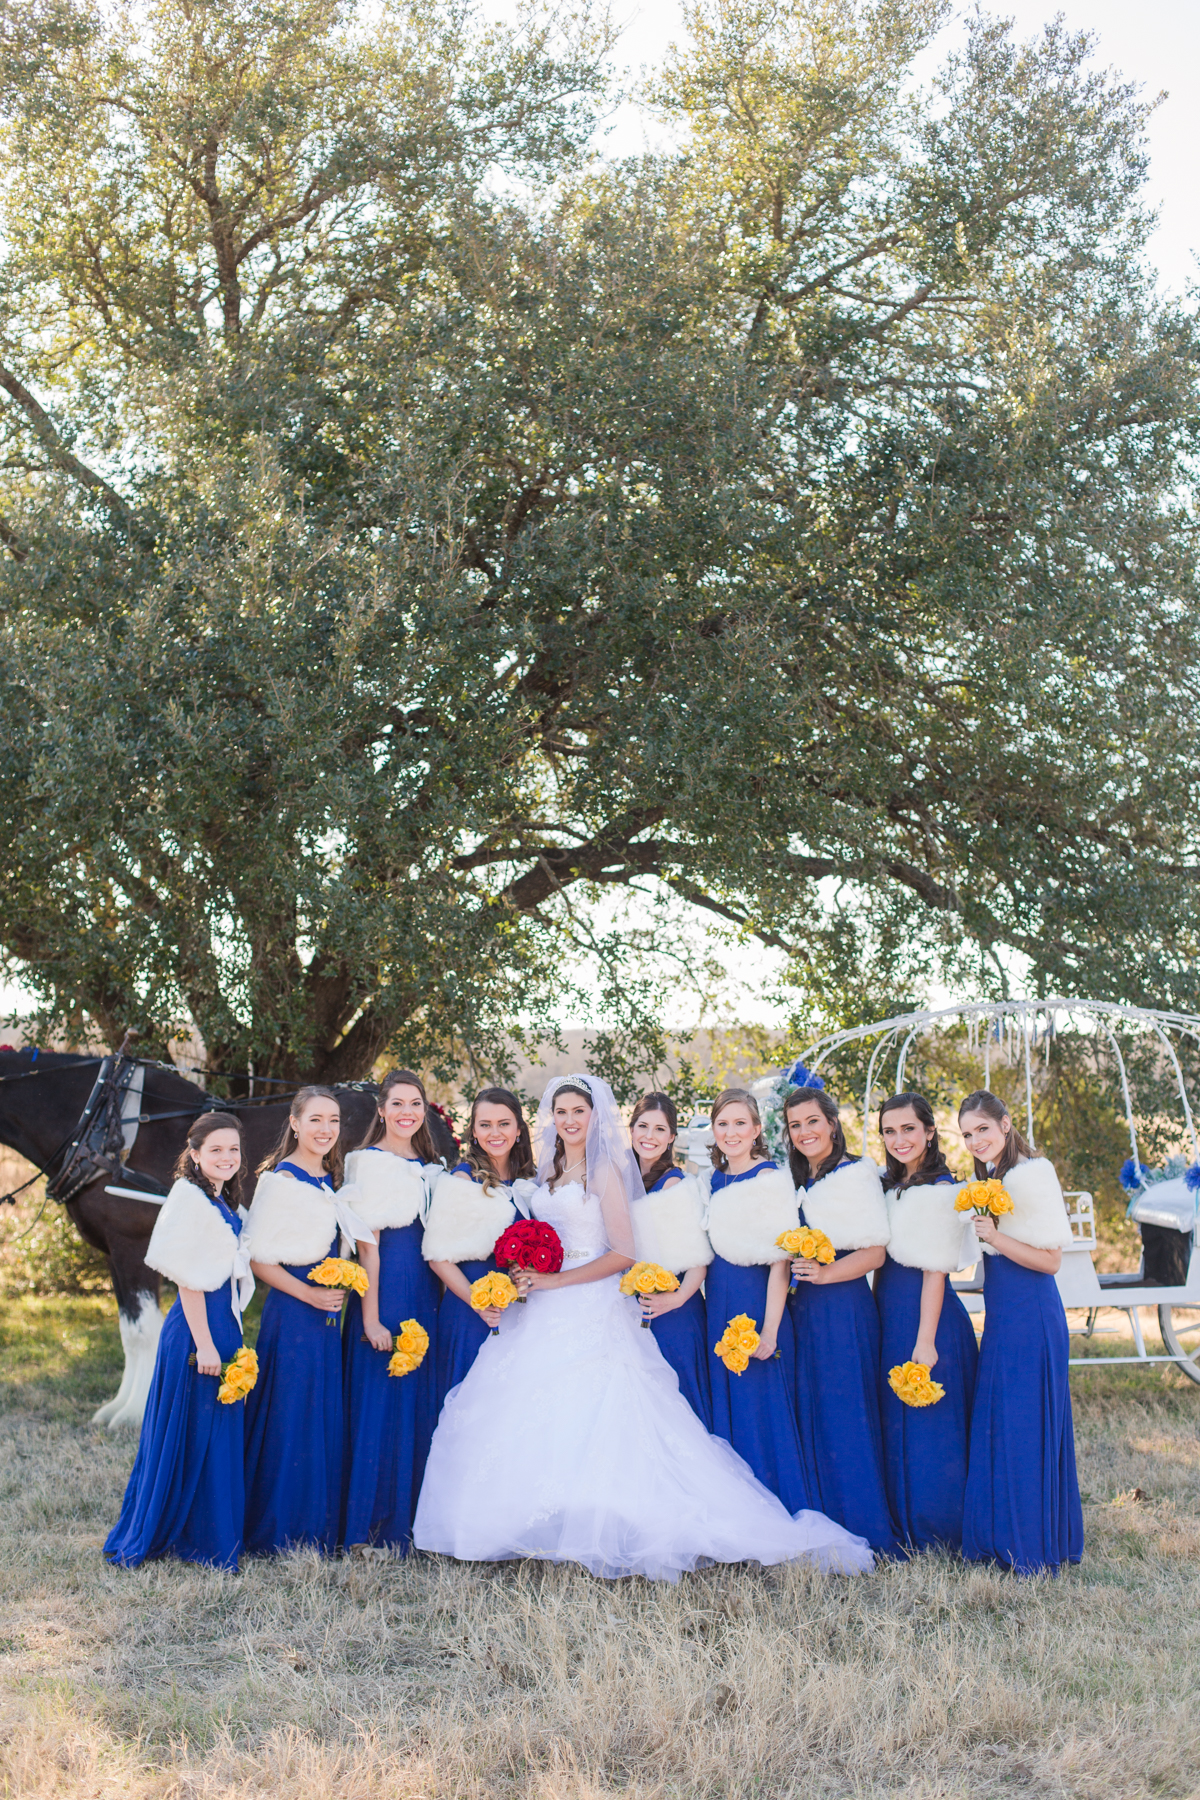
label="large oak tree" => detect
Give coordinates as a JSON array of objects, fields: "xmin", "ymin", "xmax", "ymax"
[{"xmin": 1, "ymin": 0, "xmax": 1198, "ymax": 1088}]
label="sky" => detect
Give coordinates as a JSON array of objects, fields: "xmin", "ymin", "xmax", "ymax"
[{"xmin": 4, "ymin": 0, "xmax": 1196, "ymax": 1033}]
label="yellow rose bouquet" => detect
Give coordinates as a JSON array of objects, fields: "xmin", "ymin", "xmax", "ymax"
[
  {"xmin": 307, "ymin": 1256, "xmax": 369, "ymax": 1298},
  {"xmin": 619, "ymin": 1261, "xmax": 680, "ymax": 1326},
  {"xmin": 387, "ymin": 1318, "xmax": 430, "ymax": 1377},
  {"xmin": 777, "ymin": 1226, "xmax": 835, "ymax": 1291},
  {"xmin": 469, "ymin": 1270, "xmax": 520, "ymax": 1335},
  {"xmin": 954, "ymin": 1178, "xmax": 1014, "ymax": 1219},
  {"xmin": 887, "ymin": 1360, "xmax": 945, "ymax": 1408},
  {"xmin": 217, "ymin": 1345, "xmax": 259, "ymax": 1404},
  {"xmin": 713, "ymin": 1313, "xmax": 760, "ymax": 1374}
]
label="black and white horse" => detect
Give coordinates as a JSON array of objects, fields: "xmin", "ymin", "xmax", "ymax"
[{"xmin": 0, "ymin": 1049, "xmax": 455, "ymax": 1427}]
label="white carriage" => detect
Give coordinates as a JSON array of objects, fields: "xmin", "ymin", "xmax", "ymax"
[{"xmin": 683, "ymin": 997, "xmax": 1200, "ymax": 1384}]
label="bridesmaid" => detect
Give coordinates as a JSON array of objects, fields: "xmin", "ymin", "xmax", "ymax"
[
  {"xmin": 875, "ymin": 1092, "xmax": 978, "ymax": 1552},
  {"xmin": 787, "ymin": 1084, "xmax": 901, "ymax": 1555},
  {"xmin": 705, "ymin": 1088, "xmax": 810, "ymax": 1512},
  {"xmin": 341, "ymin": 1069, "xmax": 444, "ymax": 1553},
  {"xmin": 424, "ymin": 1087, "xmax": 533, "ymax": 1411},
  {"xmin": 105, "ymin": 1113, "xmax": 254, "ymax": 1570},
  {"xmin": 957, "ymin": 1090, "xmax": 1083, "ymax": 1575},
  {"xmin": 628, "ymin": 1092, "xmax": 714, "ymax": 1429},
  {"xmin": 242, "ymin": 1086, "xmax": 374, "ymax": 1555}
]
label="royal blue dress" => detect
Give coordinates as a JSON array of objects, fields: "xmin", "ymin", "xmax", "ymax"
[
  {"xmin": 792, "ymin": 1178, "xmax": 900, "ymax": 1556},
  {"xmin": 644, "ymin": 1172, "xmax": 713, "ymax": 1431},
  {"xmin": 105, "ymin": 1195, "xmax": 245, "ymax": 1570},
  {"xmin": 707, "ymin": 1164, "xmax": 810, "ymax": 1513},
  {"xmin": 342, "ymin": 1152, "xmax": 441, "ymax": 1551},
  {"xmin": 243, "ymin": 1163, "xmax": 343, "ymax": 1556},
  {"xmin": 963, "ymin": 1252, "xmax": 1084, "ymax": 1575},
  {"xmin": 875, "ymin": 1178, "xmax": 978, "ymax": 1552},
  {"xmin": 433, "ymin": 1162, "xmax": 496, "ymax": 1414}
]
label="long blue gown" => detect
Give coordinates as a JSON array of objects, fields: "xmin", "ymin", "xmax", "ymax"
[
  {"xmin": 342, "ymin": 1153, "xmax": 441, "ymax": 1551},
  {"xmin": 963, "ymin": 1252, "xmax": 1084, "ymax": 1575},
  {"xmin": 792, "ymin": 1179, "xmax": 900, "ymax": 1556},
  {"xmin": 707, "ymin": 1164, "xmax": 810, "ymax": 1513},
  {"xmin": 105, "ymin": 1195, "xmax": 246, "ymax": 1570},
  {"xmin": 243, "ymin": 1162, "xmax": 343, "ymax": 1555},
  {"xmin": 434, "ymin": 1161, "xmax": 497, "ymax": 1414},
  {"xmin": 644, "ymin": 1172, "xmax": 713, "ymax": 1430},
  {"xmin": 874, "ymin": 1178, "xmax": 978, "ymax": 1552}
]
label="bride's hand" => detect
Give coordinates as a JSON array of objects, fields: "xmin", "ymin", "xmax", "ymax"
[{"xmin": 516, "ymin": 1269, "xmax": 560, "ymax": 1294}]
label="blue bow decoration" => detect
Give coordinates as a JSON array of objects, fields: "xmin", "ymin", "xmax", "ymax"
[
  {"xmin": 1119, "ymin": 1158, "xmax": 1152, "ymax": 1193},
  {"xmin": 1185, "ymin": 1164, "xmax": 1200, "ymax": 1193},
  {"xmin": 785, "ymin": 1060, "xmax": 825, "ymax": 1090}
]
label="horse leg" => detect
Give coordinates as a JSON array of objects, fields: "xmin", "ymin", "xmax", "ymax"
[{"xmin": 91, "ymin": 1234, "xmax": 163, "ymax": 1430}]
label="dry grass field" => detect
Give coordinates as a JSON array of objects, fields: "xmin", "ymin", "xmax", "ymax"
[{"xmin": 2, "ymin": 1294, "xmax": 1200, "ymax": 1800}]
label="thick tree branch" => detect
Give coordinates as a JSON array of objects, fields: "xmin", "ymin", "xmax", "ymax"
[{"xmin": 0, "ymin": 362, "xmax": 145, "ymax": 535}]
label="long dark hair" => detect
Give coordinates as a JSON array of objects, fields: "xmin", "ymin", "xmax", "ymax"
[
  {"xmin": 175, "ymin": 1111, "xmax": 247, "ymax": 1208},
  {"xmin": 878, "ymin": 1092, "xmax": 953, "ymax": 1190},
  {"xmin": 357, "ymin": 1068, "xmax": 438, "ymax": 1161},
  {"xmin": 709, "ymin": 1088, "xmax": 768, "ymax": 1173},
  {"xmin": 783, "ymin": 1086, "xmax": 848, "ymax": 1186},
  {"xmin": 464, "ymin": 1087, "xmax": 536, "ymax": 1189},
  {"xmin": 550, "ymin": 1080, "xmax": 594, "ymax": 1182},
  {"xmin": 630, "ymin": 1091, "xmax": 679, "ymax": 1190},
  {"xmin": 957, "ymin": 1088, "xmax": 1033, "ymax": 1180},
  {"xmin": 260, "ymin": 1084, "xmax": 344, "ymax": 1184}
]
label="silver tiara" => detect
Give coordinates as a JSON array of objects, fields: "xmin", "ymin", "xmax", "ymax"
[{"xmin": 549, "ymin": 1073, "xmax": 593, "ymax": 1100}]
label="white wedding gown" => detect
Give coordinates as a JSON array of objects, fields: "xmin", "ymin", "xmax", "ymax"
[{"xmin": 413, "ymin": 1180, "xmax": 873, "ymax": 1581}]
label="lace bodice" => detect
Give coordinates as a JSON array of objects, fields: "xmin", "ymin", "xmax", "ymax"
[{"xmin": 530, "ymin": 1179, "xmax": 610, "ymax": 1260}]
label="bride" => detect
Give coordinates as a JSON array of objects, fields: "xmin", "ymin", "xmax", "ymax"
[{"xmin": 413, "ymin": 1074, "xmax": 873, "ymax": 1580}]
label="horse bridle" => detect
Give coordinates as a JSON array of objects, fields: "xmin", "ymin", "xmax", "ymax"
[{"xmin": 0, "ymin": 1049, "xmax": 376, "ymax": 1204}]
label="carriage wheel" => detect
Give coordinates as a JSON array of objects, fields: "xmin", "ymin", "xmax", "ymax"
[{"xmin": 1158, "ymin": 1306, "xmax": 1200, "ymax": 1385}]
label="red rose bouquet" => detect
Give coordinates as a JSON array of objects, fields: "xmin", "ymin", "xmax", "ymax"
[{"xmin": 493, "ymin": 1219, "xmax": 565, "ymax": 1298}]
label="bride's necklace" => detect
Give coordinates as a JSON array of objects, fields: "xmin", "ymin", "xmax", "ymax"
[{"xmin": 558, "ymin": 1156, "xmax": 586, "ymax": 1182}]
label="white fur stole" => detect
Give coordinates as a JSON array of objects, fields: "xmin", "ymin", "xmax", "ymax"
[
  {"xmin": 704, "ymin": 1165, "xmax": 798, "ymax": 1267},
  {"xmin": 342, "ymin": 1149, "xmax": 433, "ymax": 1232},
  {"xmin": 996, "ymin": 1157, "xmax": 1074, "ymax": 1251},
  {"xmin": 145, "ymin": 1180, "xmax": 255, "ymax": 1320},
  {"xmin": 632, "ymin": 1174, "xmax": 712, "ymax": 1271},
  {"xmin": 885, "ymin": 1183, "xmax": 975, "ymax": 1273},
  {"xmin": 242, "ymin": 1169, "xmax": 375, "ymax": 1266},
  {"xmin": 802, "ymin": 1158, "xmax": 890, "ymax": 1251},
  {"xmin": 421, "ymin": 1170, "xmax": 516, "ymax": 1263}
]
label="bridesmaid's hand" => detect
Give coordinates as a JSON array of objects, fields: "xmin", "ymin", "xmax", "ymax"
[
  {"xmin": 639, "ymin": 1292, "xmax": 681, "ymax": 1319},
  {"xmin": 752, "ymin": 1330, "xmax": 777, "ymax": 1361},
  {"xmin": 791, "ymin": 1256, "xmax": 829, "ymax": 1285},
  {"xmin": 912, "ymin": 1339, "xmax": 938, "ymax": 1370},
  {"xmin": 365, "ymin": 1319, "xmax": 393, "ymax": 1352},
  {"xmin": 308, "ymin": 1288, "xmax": 346, "ymax": 1313},
  {"xmin": 479, "ymin": 1306, "xmax": 503, "ymax": 1328},
  {"xmin": 973, "ymin": 1215, "xmax": 1000, "ymax": 1249},
  {"xmin": 194, "ymin": 1338, "xmax": 221, "ymax": 1376}
]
